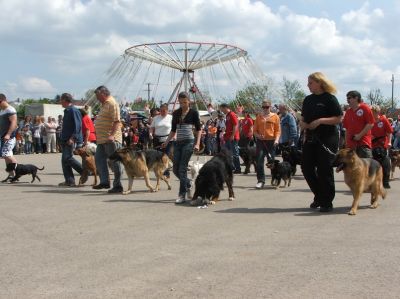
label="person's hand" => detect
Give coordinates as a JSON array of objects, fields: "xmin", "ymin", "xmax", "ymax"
[
  {"xmin": 194, "ymin": 143, "xmax": 200, "ymax": 151},
  {"xmin": 67, "ymin": 138, "xmax": 74, "ymax": 145},
  {"xmin": 308, "ymin": 119, "xmax": 321, "ymax": 130},
  {"xmin": 161, "ymin": 142, "xmax": 167, "ymax": 149},
  {"xmin": 229, "ymin": 134, "xmax": 234, "ymax": 141},
  {"xmin": 353, "ymin": 133, "xmax": 361, "ymax": 141},
  {"xmin": 107, "ymin": 135, "xmax": 115, "ymax": 142},
  {"xmin": 299, "ymin": 120, "xmax": 309, "ymax": 130},
  {"xmin": 3, "ymin": 133, "xmax": 10, "ymax": 142}
]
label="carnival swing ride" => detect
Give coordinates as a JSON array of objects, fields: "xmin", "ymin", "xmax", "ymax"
[{"xmin": 85, "ymin": 41, "xmax": 271, "ymax": 112}]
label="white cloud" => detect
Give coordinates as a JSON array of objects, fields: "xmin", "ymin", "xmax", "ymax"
[
  {"xmin": 20, "ymin": 77, "xmax": 56, "ymax": 94},
  {"xmin": 342, "ymin": 2, "xmax": 384, "ymax": 34}
]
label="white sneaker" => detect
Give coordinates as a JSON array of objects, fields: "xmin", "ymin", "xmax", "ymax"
[
  {"xmin": 255, "ymin": 182, "xmax": 264, "ymax": 189},
  {"xmin": 175, "ymin": 196, "xmax": 186, "ymax": 204}
]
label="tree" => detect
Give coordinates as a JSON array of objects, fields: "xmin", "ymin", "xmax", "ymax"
[
  {"xmin": 281, "ymin": 77, "xmax": 305, "ymax": 110},
  {"xmin": 365, "ymin": 88, "xmax": 397, "ymax": 114},
  {"xmin": 232, "ymin": 83, "xmax": 270, "ymax": 112}
]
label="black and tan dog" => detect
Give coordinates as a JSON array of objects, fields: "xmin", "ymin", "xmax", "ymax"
[
  {"xmin": 191, "ymin": 149, "xmax": 235, "ymax": 206},
  {"xmin": 389, "ymin": 149, "xmax": 400, "ymax": 179},
  {"xmin": 2, "ymin": 163, "xmax": 44, "ymax": 183},
  {"xmin": 333, "ymin": 148, "xmax": 387, "ymax": 215},
  {"xmin": 281, "ymin": 145, "xmax": 302, "ymax": 176},
  {"xmin": 109, "ymin": 148, "xmax": 171, "ymax": 194},
  {"xmin": 238, "ymin": 137, "xmax": 257, "ymax": 174},
  {"xmin": 74, "ymin": 147, "xmax": 98, "ymax": 186},
  {"xmin": 266, "ymin": 160, "xmax": 292, "ymax": 188}
]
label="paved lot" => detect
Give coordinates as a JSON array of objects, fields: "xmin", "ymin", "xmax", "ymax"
[{"xmin": 1, "ymin": 153, "xmax": 400, "ymax": 298}]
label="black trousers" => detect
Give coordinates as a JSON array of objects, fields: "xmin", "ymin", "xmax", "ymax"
[{"xmin": 301, "ymin": 140, "xmax": 337, "ymax": 208}]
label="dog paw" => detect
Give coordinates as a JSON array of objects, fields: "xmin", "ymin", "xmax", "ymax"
[
  {"xmin": 209, "ymin": 201, "xmax": 216, "ymax": 205},
  {"xmin": 369, "ymin": 204, "xmax": 378, "ymax": 209},
  {"xmin": 168, "ymin": 186, "xmax": 172, "ymax": 190},
  {"xmin": 229, "ymin": 197, "xmax": 235, "ymax": 201},
  {"xmin": 122, "ymin": 191, "xmax": 131, "ymax": 195},
  {"xmin": 348, "ymin": 210, "xmax": 356, "ymax": 215}
]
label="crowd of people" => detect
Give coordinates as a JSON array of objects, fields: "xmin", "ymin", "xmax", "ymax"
[{"xmin": 1, "ymin": 72, "xmax": 400, "ymax": 211}]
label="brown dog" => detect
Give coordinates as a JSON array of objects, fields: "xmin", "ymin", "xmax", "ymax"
[
  {"xmin": 389, "ymin": 149, "xmax": 400, "ymax": 179},
  {"xmin": 109, "ymin": 148, "xmax": 171, "ymax": 194},
  {"xmin": 333, "ymin": 148, "xmax": 387, "ymax": 215},
  {"xmin": 73, "ymin": 147, "xmax": 98, "ymax": 186}
]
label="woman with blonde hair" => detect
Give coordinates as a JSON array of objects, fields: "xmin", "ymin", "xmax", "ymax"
[{"xmin": 299, "ymin": 72, "xmax": 343, "ymax": 212}]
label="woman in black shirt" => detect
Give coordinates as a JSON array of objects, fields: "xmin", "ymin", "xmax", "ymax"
[{"xmin": 300, "ymin": 72, "xmax": 343, "ymax": 212}]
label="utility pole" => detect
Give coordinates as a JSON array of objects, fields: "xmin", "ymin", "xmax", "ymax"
[
  {"xmin": 145, "ymin": 83, "xmax": 151, "ymax": 102},
  {"xmin": 391, "ymin": 74, "xmax": 394, "ymax": 109}
]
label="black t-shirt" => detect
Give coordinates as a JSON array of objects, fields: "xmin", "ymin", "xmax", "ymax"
[{"xmin": 301, "ymin": 92, "xmax": 343, "ymax": 142}]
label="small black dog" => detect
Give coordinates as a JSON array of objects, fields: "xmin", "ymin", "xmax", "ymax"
[
  {"xmin": 2, "ymin": 163, "xmax": 44, "ymax": 183},
  {"xmin": 191, "ymin": 149, "xmax": 235, "ymax": 206},
  {"xmin": 281, "ymin": 145, "xmax": 302, "ymax": 176},
  {"xmin": 372, "ymin": 147, "xmax": 386, "ymax": 164},
  {"xmin": 267, "ymin": 160, "xmax": 292, "ymax": 188},
  {"xmin": 238, "ymin": 137, "xmax": 257, "ymax": 174}
]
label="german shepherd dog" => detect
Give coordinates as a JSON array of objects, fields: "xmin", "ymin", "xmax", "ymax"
[
  {"xmin": 266, "ymin": 160, "xmax": 292, "ymax": 188},
  {"xmin": 281, "ymin": 145, "xmax": 302, "ymax": 176},
  {"xmin": 2, "ymin": 163, "xmax": 44, "ymax": 183},
  {"xmin": 74, "ymin": 147, "xmax": 98, "ymax": 186},
  {"xmin": 333, "ymin": 148, "xmax": 387, "ymax": 215},
  {"xmin": 191, "ymin": 149, "xmax": 235, "ymax": 206},
  {"xmin": 389, "ymin": 149, "xmax": 400, "ymax": 179},
  {"xmin": 109, "ymin": 148, "xmax": 171, "ymax": 194}
]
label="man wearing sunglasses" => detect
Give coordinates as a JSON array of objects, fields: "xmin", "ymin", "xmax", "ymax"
[
  {"xmin": 253, "ymin": 100, "xmax": 281, "ymax": 189},
  {"xmin": 342, "ymin": 90, "xmax": 374, "ymax": 158}
]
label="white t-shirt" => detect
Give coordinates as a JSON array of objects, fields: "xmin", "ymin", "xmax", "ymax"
[{"xmin": 150, "ymin": 114, "xmax": 172, "ymax": 141}]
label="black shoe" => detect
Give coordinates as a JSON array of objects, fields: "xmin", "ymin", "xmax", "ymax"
[
  {"xmin": 92, "ymin": 183, "xmax": 110, "ymax": 190},
  {"xmin": 108, "ymin": 186, "xmax": 123, "ymax": 194},
  {"xmin": 233, "ymin": 170, "xmax": 242, "ymax": 174},
  {"xmin": 383, "ymin": 183, "xmax": 391, "ymax": 189},
  {"xmin": 320, "ymin": 206, "xmax": 333, "ymax": 213},
  {"xmin": 309, "ymin": 201, "xmax": 320, "ymax": 209}
]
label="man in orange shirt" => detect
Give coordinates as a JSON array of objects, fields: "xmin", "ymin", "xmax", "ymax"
[{"xmin": 253, "ymin": 100, "xmax": 280, "ymax": 189}]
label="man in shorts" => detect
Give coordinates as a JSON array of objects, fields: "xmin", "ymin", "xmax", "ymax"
[{"xmin": 0, "ymin": 94, "xmax": 18, "ymax": 177}]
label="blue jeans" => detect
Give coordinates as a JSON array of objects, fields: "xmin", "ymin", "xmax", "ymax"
[
  {"xmin": 24, "ymin": 142, "xmax": 32, "ymax": 154},
  {"xmin": 173, "ymin": 141, "xmax": 194, "ymax": 198},
  {"xmin": 255, "ymin": 139, "xmax": 276, "ymax": 183},
  {"xmin": 224, "ymin": 140, "xmax": 241, "ymax": 172},
  {"xmin": 95, "ymin": 142, "xmax": 122, "ymax": 188},
  {"xmin": 61, "ymin": 143, "xmax": 83, "ymax": 184}
]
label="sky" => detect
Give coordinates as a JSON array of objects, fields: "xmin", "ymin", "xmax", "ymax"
[{"xmin": 0, "ymin": 0, "xmax": 399, "ymax": 104}]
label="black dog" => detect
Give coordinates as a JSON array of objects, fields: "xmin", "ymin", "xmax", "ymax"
[
  {"xmin": 267, "ymin": 160, "xmax": 292, "ymax": 188},
  {"xmin": 372, "ymin": 147, "xmax": 386, "ymax": 164},
  {"xmin": 238, "ymin": 137, "xmax": 257, "ymax": 174},
  {"xmin": 281, "ymin": 145, "xmax": 302, "ymax": 176},
  {"xmin": 191, "ymin": 149, "xmax": 235, "ymax": 206},
  {"xmin": 2, "ymin": 163, "xmax": 44, "ymax": 183}
]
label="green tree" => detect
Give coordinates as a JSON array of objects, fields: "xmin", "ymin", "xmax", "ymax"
[
  {"xmin": 281, "ymin": 77, "xmax": 305, "ymax": 110},
  {"xmin": 232, "ymin": 83, "xmax": 270, "ymax": 112}
]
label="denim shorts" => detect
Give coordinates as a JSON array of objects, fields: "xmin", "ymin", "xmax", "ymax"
[{"xmin": 0, "ymin": 137, "xmax": 16, "ymax": 157}]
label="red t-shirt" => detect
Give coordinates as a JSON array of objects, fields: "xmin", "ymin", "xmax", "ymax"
[
  {"xmin": 343, "ymin": 103, "xmax": 374, "ymax": 149},
  {"xmin": 224, "ymin": 111, "xmax": 240, "ymax": 141},
  {"xmin": 241, "ymin": 116, "xmax": 254, "ymax": 138},
  {"xmin": 82, "ymin": 115, "xmax": 96, "ymax": 142},
  {"xmin": 371, "ymin": 115, "xmax": 393, "ymax": 149}
]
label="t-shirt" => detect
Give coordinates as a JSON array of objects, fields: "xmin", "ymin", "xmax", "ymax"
[
  {"xmin": 82, "ymin": 114, "xmax": 96, "ymax": 142},
  {"xmin": 224, "ymin": 111, "xmax": 240, "ymax": 141},
  {"xmin": 95, "ymin": 96, "xmax": 122, "ymax": 144},
  {"xmin": 342, "ymin": 103, "xmax": 374, "ymax": 149},
  {"xmin": 301, "ymin": 92, "xmax": 343, "ymax": 144},
  {"xmin": 150, "ymin": 114, "xmax": 172, "ymax": 142},
  {"xmin": 241, "ymin": 116, "xmax": 254, "ymax": 138},
  {"xmin": 0, "ymin": 105, "xmax": 17, "ymax": 138},
  {"xmin": 371, "ymin": 115, "xmax": 393, "ymax": 149}
]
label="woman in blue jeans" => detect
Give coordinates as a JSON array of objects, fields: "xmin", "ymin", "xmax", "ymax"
[{"xmin": 162, "ymin": 92, "xmax": 201, "ymax": 204}]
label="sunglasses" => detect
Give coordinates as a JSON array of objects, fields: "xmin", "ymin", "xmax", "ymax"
[
  {"xmin": 262, "ymin": 106, "xmax": 270, "ymax": 109},
  {"xmin": 346, "ymin": 96, "xmax": 354, "ymax": 100}
]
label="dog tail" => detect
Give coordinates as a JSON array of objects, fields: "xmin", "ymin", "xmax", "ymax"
[{"xmin": 38, "ymin": 166, "xmax": 45, "ymax": 171}]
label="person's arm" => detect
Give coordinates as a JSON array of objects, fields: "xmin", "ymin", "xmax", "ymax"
[
  {"xmin": 353, "ymin": 123, "xmax": 374, "ymax": 141},
  {"xmin": 3, "ymin": 114, "xmax": 17, "ymax": 141},
  {"xmin": 274, "ymin": 116, "xmax": 281, "ymax": 145}
]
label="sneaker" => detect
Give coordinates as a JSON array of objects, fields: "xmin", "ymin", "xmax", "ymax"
[
  {"xmin": 58, "ymin": 181, "xmax": 76, "ymax": 187},
  {"xmin": 309, "ymin": 201, "xmax": 320, "ymax": 209},
  {"xmin": 107, "ymin": 186, "xmax": 123, "ymax": 194},
  {"xmin": 255, "ymin": 182, "xmax": 264, "ymax": 189},
  {"xmin": 92, "ymin": 183, "xmax": 110, "ymax": 190},
  {"xmin": 175, "ymin": 196, "xmax": 186, "ymax": 204},
  {"xmin": 233, "ymin": 169, "xmax": 242, "ymax": 174}
]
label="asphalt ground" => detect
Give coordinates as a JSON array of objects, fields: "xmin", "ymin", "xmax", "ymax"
[{"xmin": 1, "ymin": 153, "xmax": 400, "ymax": 299}]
